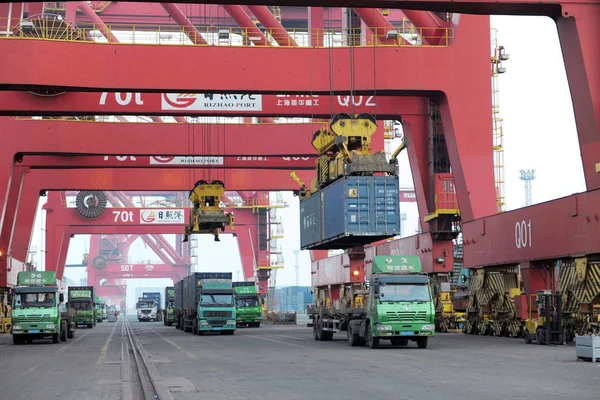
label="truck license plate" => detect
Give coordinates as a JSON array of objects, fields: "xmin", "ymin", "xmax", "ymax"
[
  {"xmin": 213, "ymin": 327, "xmax": 222, "ymax": 331},
  {"xmin": 29, "ymin": 330, "xmax": 39, "ymax": 333},
  {"xmin": 400, "ymin": 331, "xmax": 413, "ymax": 336}
]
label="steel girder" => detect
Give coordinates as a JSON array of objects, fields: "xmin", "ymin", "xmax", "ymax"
[
  {"xmin": 0, "ymin": 92, "xmax": 425, "ymax": 117},
  {"xmin": 6, "ymin": 0, "xmax": 588, "ymax": 13},
  {"xmin": 44, "ymin": 193, "xmax": 259, "ymax": 281},
  {"xmin": 0, "ymin": 16, "xmax": 496, "ymax": 223}
]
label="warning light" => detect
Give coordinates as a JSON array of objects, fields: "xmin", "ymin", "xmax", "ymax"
[{"xmin": 353, "ymin": 270, "xmax": 359, "ymax": 276}]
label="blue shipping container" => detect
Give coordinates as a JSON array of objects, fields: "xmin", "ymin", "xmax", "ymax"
[
  {"xmin": 300, "ymin": 193, "xmax": 322, "ymax": 248},
  {"xmin": 300, "ymin": 176, "xmax": 400, "ymax": 250}
]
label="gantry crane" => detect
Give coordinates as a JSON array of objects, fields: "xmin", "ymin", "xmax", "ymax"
[{"xmin": 183, "ymin": 180, "xmax": 235, "ymax": 242}]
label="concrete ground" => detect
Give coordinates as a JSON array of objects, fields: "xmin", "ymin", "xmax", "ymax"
[{"xmin": 0, "ymin": 315, "xmax": 597, "ymax": 400}]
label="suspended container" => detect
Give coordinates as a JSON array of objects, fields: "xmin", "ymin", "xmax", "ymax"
[{"xmin": 300, "ymin": 176, "xmax": 401, "ymax": 250}]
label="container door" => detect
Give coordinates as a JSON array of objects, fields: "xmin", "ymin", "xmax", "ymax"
[
  {"xmin": 373, "ymin": 176, "xmax": 400, "ymax": 235},
  {"xmin": 344, "ymin": 176, "xmax": 371, "ymax": 234}
]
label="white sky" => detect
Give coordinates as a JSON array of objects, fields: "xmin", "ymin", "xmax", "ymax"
[{"xmin": 26, "ymin": 15, "xmax": 584, "ymax": 308}]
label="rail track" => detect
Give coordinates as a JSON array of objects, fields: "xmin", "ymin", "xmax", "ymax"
[{"xmin": 124, "ymin": 317, "xmax": 161, "ymax": 400}]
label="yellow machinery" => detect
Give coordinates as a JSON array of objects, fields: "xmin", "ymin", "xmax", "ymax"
[
  {"xmin": 0, "ymin": 287, "xmax": 12, "ymax": 334},
  {"xmin": 463, "ymin": 269, "xmax": 522, "ymax": 337},
  {"xmin": 290, "ymin": 113, "xmax": 406, "ymax": 199},
  {"xmin": 523, "ymin": 291, "xmax": 565, "ymax": 345},
  {"xmin": 560, "ymin": 258, "xmax": 600, "ymax": 341},
  {"xmin": 433, "ymin": 281, "xmax": 465, "ymax": 332},
  {"xmin": 183, "ymin": 180, "xmax": 234, "ymax": 242}
]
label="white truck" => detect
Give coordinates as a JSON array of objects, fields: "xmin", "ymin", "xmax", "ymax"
[{"xmin": 136, "ymin": 297, "xmax": 158, "ymax": 322}]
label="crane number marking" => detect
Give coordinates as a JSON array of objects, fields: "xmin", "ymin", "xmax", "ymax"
[
  {"xmin": 113, "ymin": 211, "xmax": 134, "ymax": 223},
  {"xmin": 99, "ymin": 92, "xmax": 144, "ymax": 106},
  {"xmin": 515, "ymin": 219, "xmax": 532, "ymax": 249},
  {"xmin": 103, "ymin": 156, "xmax": 137, "ymax": 161},
  {"xmin": 120, "ymin": 265, "xmax": 134, "ymax": 272}
]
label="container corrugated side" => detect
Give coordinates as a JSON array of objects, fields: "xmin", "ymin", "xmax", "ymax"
[
  {"xmin": 299, "ymin": 192, "xmax": 322, "ymax": 248},
  {"xmin": 308, "ymin": 176, "xmax": 400, "ymax": 250}
]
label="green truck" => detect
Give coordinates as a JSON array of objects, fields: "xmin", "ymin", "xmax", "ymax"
[
  {"xmin": 68, "ymin": 286, "xmax": 96, "ymax": 328},
  {"xmin": 175, "ymin": 272, "xmax": 236, "ymax": 335},
  {"xmin": 309, "ymin": 255, "xmax": 435, "ymax": 349},
  {"xmin": 163, "ymin": 286, "xmax": 176, "ymax": 326},
  {"xmin": 95, "ymin": 296, "xmax": 106, "ymax": 323},
  {"xmin": 11, "ymin": 271, "xmax": 75, "ymax": 344},
  {"xmin": 233, "ymin": 282, "xmax": 261, "ymax": 327}
]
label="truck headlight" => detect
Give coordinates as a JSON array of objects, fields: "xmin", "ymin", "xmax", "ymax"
[
  {"xmin": 376, "ymin": 325, "xmax": 392, "ymax": 331},
  {"xmin": 13, "ymin": 325, "xmax": 22, "ymax": 330},
  {"xmin": 200, "ymin": 320, "xmax": 209, "ymax": 326},
  {"xmin": 421, "ymin": 324, "xmax": 434, "ymax": 330},
  {"xmin": 46, "ymin": 324, "xmax": 56, "ymax": 329},
  {"xmin": 226, "ymin": 320, "xmax": 236, "ymax": 325}
]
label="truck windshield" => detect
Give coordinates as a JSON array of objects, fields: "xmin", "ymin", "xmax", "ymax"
[
  {"xmin": 237, "ymin": 297, "xmax": 259, "ymax": 307},
  {"xmin": 71, "ymin": 301, "xmax": 92, "ymax": 310},
  {"xmin": 379, "ymin": 283, "xmax": 430, "ymax": 302},
  {"xmin": 201, "ymin": 294, "xmax": 233, "ymax": 307},
  {"xmin": 14, "ymin": 293, "xmax": 55, "ymax": 308},
  {"xmin": 167, "ymin": 300, "xmax": 175, "ymax": 308}
]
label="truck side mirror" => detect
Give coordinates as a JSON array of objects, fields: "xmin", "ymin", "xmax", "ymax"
[
  {"xmin": 59, "ymin": 293, "xmax": 64, "ymax": 303},
  {"xmin": 432, "ymin": 284, "xmax": 439, "ymax": 296}
]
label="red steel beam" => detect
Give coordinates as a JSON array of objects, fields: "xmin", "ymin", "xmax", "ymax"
[
  {"xmin": 462, "ymin": 189, "xmax": 600, "ymax": 268},
  {"xmin": 160, "ymin": 3, "xmax": 209, "ymax": 45},
  {"xmin": 0, "ymin": 92, "xmax": 420, "ymax": 117},
  {"xmin": 21, "ymin": 155, "xmax": 315, "ymax": 169},
  {"xmin": 308, "ymin": 7, "xmax": 324, "ymax": 47},
  {"xmin": 0, "ymin": 16, "xmax": 497, "ymax": 223},
  {"xmin": 105, "ymin": 191, "xmax": 182, "ymax": 265},
  {"xmin": 353, "ymin": 8, "xmax": 411, "ymax": 45},
  {"xmin": 400, "ymin": 10, "xmax": 451, "ymax": 45},
  {"xmin": 19, "ymin": 1, "xmax": 591, "ymax": 16},
  {"xmin": 247, "ymin": 6, "xmax": 298, "ymax": 46},
  {"xmin": 77, "ymin": 1, "xmax": 118, "ymax": 43},
  {"xmin": 222, "ymin": 5, "xmax": 269, "ymax": 46}
]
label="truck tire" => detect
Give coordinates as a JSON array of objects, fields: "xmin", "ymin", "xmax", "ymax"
[
  {"xmin": 347, "ymin": 326, "xmax": 359, "ymax": 347},
  {"xmin": 12, "ymin": 335, "xmax": 22, "ymax": 345},
  {"xmin": 60, "ymin": 323, "xmax": 67, "ymax": 342},
  {"xmin": 366, "ymin": 325, "xmax": 379, "ymax": 349},
  {"xmin": 416, "ymin": 337, "xmax": 428, "ymax": 349},
  {"xmin": 52, "ymin": 333, "xmax": 59, "ymax": 344},
  {"xmin": 67, "ymin": 324, "xmax": 75, "ymax": 339}
]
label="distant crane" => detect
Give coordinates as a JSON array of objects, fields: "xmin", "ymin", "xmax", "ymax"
[
  {"xmin": 519, "ymin": 169, "xmax": 536, "ymax": 206},
  {"xmin": 293, "ymin": 250, "xmax": 300, "ymax": 286}
]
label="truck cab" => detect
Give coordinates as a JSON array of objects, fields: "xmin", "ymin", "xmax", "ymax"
[
  {"xmin": 164, "ymin": 287, "xmax": 175, "ymax": 326},
  {"xmin": 95, "ymin": 298, "xmax": 106, "ymax": 323},
  {"xmin": 197, "ymin": 277, "xmax": 236, "ymax": 334},
  {"xmin": 233, "ymin": 282, "xmax": 261, "ymax": 328},
  {"xmin": 11, "ymin": 272, "xmax": 75, "ymax": 345},
  {"xmin": 68, "ymin": 287, "xmax": 95, "ymax": 329},
  {"xmin": 362, "ymin": 265, "xmax": 435, "ymax": 348},
  {"xmin": 137, "ymin": 299, "xmax": 158, "ymax": 322}
]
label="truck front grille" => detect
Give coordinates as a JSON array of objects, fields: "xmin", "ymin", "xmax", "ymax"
[
  {"xmin": 209, "ymin": 320, "xmax": 227, "ymax": 327},
  {"xmin": 204, "ymin": 311, "xmax": 232, "ymax": 318},
  {"xmin": 386, "ymin": 311, "xmax": 428, "ymax": 322},
  {"xmin": 17, "ymin": 314, "xmax": 52, "ymax": 322},
  {"xmin": 141, "ymin": 310, "xmax": 151, "ymax": 314}
]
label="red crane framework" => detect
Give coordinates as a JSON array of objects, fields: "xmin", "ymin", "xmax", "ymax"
[{"xmin": 0, "ymin": 1, "xmax": 597, "ymax": 335}]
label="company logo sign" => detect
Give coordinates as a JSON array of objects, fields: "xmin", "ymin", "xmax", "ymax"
[
  {"xmin": 149, "ymin": 156, "xmax": 223, "ymax": 165},
  {"xmin": 140, "ymin": 209, "xmax": 185, "ymax": 224},
  {"xmin": 161, "ymin": 93, "xmax": 262, "ymax": 111}
]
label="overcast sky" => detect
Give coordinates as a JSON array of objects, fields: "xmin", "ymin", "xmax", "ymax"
[{"xmin": 27, "ymin": 15, "xmax": 585, "ymax": 308}]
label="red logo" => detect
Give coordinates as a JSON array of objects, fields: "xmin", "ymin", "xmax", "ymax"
[
  {"xmin": 151, "ymin": 156, "xmax": 176, "ymax": 163},
  {"xmin": 141, "ymin": 210, "xmax": 157, "ymax": 223},
  {"xmin": 162, "ymin": 93, "xmax": 197, "ymax": 109}
]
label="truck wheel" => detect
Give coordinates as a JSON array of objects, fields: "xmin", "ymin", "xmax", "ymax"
[
  {"xmin": 365, "ymin": 324, "xmax": 379, "ymax": 349},
  {"xmin": 67, "ymin": 324, "xmax": 75, "ymax": 339},
  {"xmin": 347, "ymin": 326, "xmax": 359, "ymax": 347},
  {"xmin": 313, "ymin": 320, "xmax": 319, "ymax": 340},
  {"xmin": 12, "ymin": 335, "xmax": 22, "ymax": 345},
  {"xmin": 60, "ymin": 323, "xmax": 67, "ymax": 342},
  {"xmin": 416, "ymin": 337, "xmax": 428, "ymax": 349},
  {"xmin": 52, "ymin": 333, "xmax": 59, "ymax": 344},
  {"xmin": 524, "ymin": 332, "xmax": 532, "ymax": 344}
]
